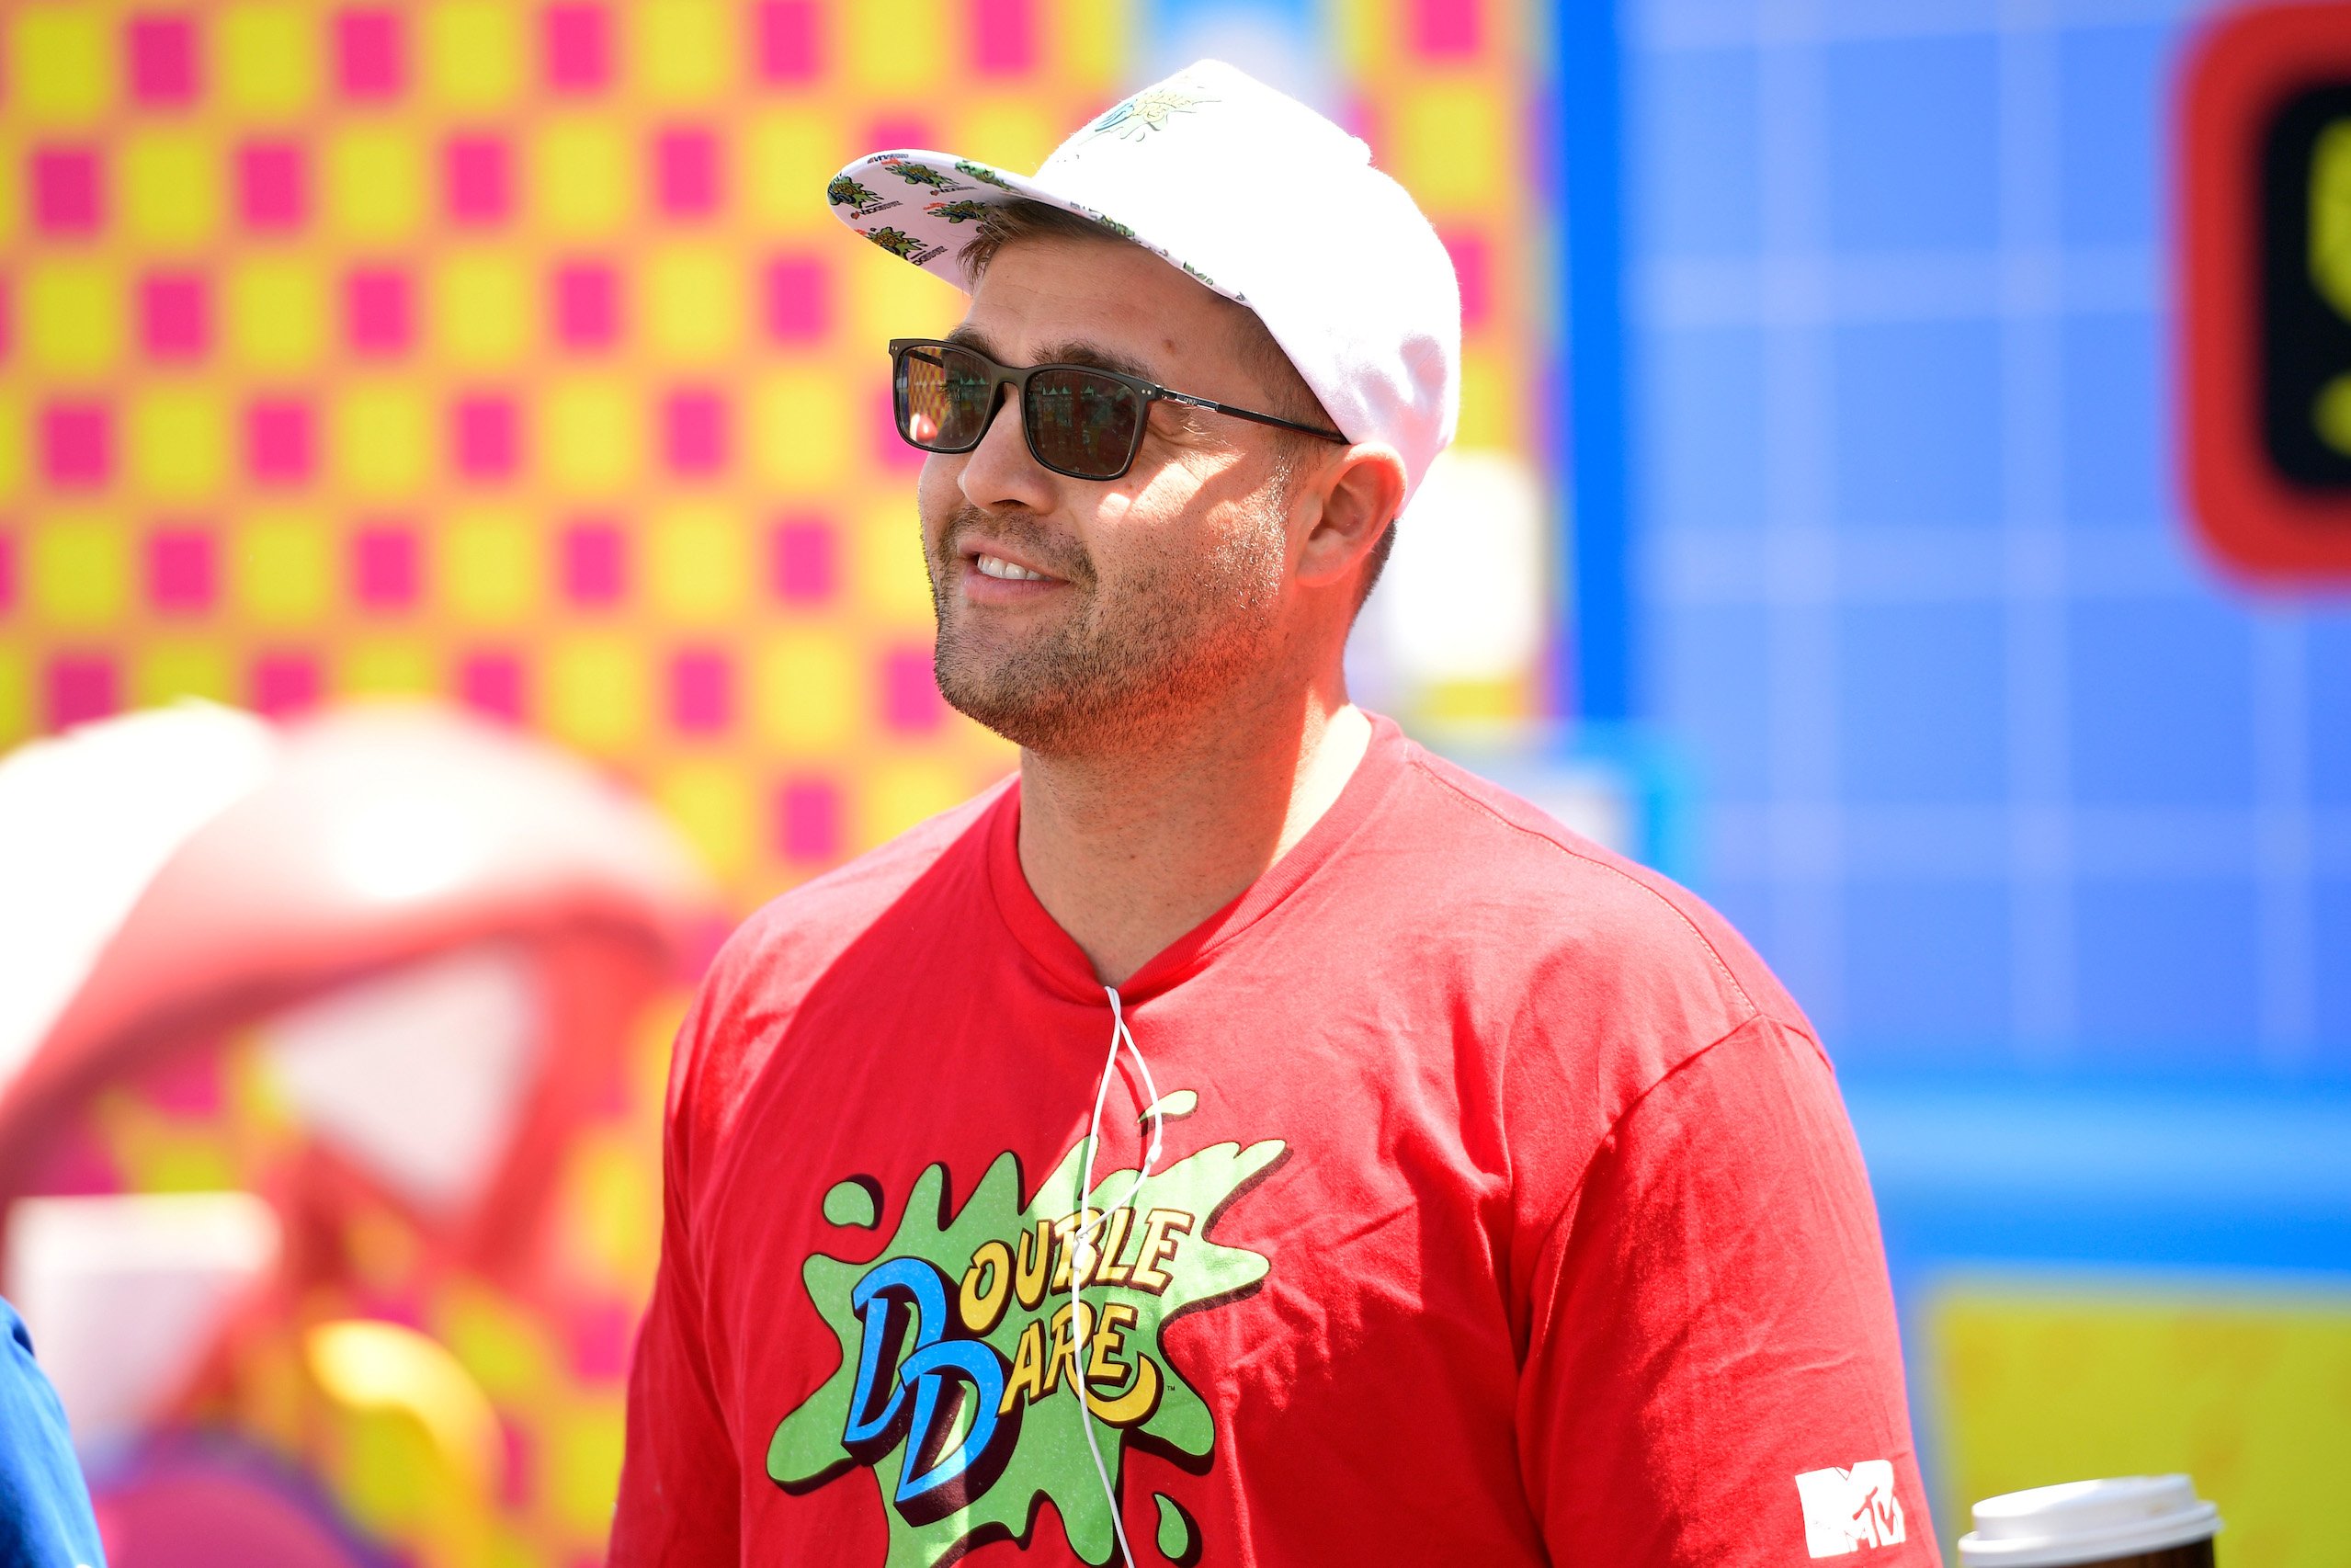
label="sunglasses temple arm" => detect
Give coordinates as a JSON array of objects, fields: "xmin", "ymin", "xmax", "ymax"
[{"xmin": 1160, "ymin": 391, "xmax": 1347, "ymax": 443}]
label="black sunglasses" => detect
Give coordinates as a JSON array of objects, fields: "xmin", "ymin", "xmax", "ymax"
[{"xmin": 888, "ymin": 336, "xmax": 1347, "ymax": 482}]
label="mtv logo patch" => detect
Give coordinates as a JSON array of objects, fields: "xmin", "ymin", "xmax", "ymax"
[{"xmin": 1795, "ymin": 1460, "xmax": 1907, "ymax": 1557}]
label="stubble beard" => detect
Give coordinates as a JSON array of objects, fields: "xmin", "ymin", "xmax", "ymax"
[{"xmin": 924, "ymin": 501, "xmax": 1289, "ymax": 756}]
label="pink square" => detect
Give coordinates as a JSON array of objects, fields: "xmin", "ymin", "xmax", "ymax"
[
  {"xmin": 880, "ymin": 644, "xmax": 944, "ymax": 733},
  {"xmin": 42, "ymin": 403, "xmax": 112, "ymax": 488},
  {"xmin": 47, "ymin": 655, "xmax": 119, "ymax": 730},
  {"xmin": 755, "ymin": 2, "xmax": 820, "ymax": 84},
  {"xmin": 773, "ymin": 777, "xmax": 841, "ymax": 862},
  {"xmin": 561, "ymin": 519, "xmax": 626, "ymax": 605},
  {"xmin": 0, "ymin": 535, "xmax": 17, "ymax": 614},
  {"xmin": 768, "ymin": 516, "xmax": 835, "ymax": 604},
  {"xmin": 543, "ymin": 4, "xmax": 609, "ymax": 93},
  {"xmin": 653, "ymin": 128, "xmax": 720, "ymax": 219},
  {"xmin": 668, "ymin": 648, "xmax": 733, "ymax": 733},
  {"xmin": 335, "ymin": 8, "xmax": 405, "ymax": 98},
  {"xmin": 0, "ymin": 278, "xmax": 10, "ymax": 362},
  {"xmin": 238, "ymin": 142, "xmax": 307, "ymax": 231},
  {"xmin": 444, "ymin": 136, "xmax": 511, "ymax": 225},
  {"xmin": 251, "ymin": 651, "xmax": 320, "ymax": 717},
  {"xmin": 128, "ymin": 15, "xmax": 199, "ymax": 107},
  {"xmin": 147, "ymin": 528, "xmax": 216, "ymax": 612},
  {"xmin": 865, "ymin": 117, "xmax": 933, "ymax": 156},
  {"xmin": 764, "ymin": 256, "xmax": 829, "ymax": 344},
  {"xmin": 564, "ymin": 1299, "xmax": 633, "ymax": 1380},
  {"xmin": 459, "ymin": 651, "xmax": 526, "ymax": 722},
  {"xmin": 345, "ymin": 267, "xmax": 412, "ymax": 355},
  {"xmin": 876, "ymin": 382, "xmax": 923, "ymax": 472},
  {"xmin": 663, "ymin": 390, "xmax": 727, "ymax": 477},
  {"xmin": 245, "ymin": 399, "xmax": 314, "ymax": 485},
  {"xmin": 453, "ymin": 394, "xmax": 518, "ymax": 481},
  {"xmin": 552, "ymin": 261, "xmax": 619, "ymax": 350},
  {"xmin": 141, "ymin": 272, "xmax": 210, "ymax": 359},
  {"xmin": 352, "ymin": 524, "xmax": 418, "ymax": 609},
  {"xmin": 971, "ymin": 0, "xmax": 1034, "ymax": 76},
  {"xmin": 32, "ymin": 148, "xmax": 103, "ymax": 236},
  {"xmin": 1442, "ymin": 229, "xmax": 1491, "ymax": 332},
  {"xmin": 1410, "ymin": 0, "xmax": 1481, "ymax": 58}
]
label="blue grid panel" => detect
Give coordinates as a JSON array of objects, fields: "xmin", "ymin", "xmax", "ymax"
[
  {"xmin": 2061, "ymin": 311, "xmax": 2170, "ymax": 528},
  {"xmin": 1842, "ymin": 878, "xmax": 2014, "ymax": 1054},
  {"xmin": 2311, "ymin": 619, "xmax": 2351, "ymax": 807},
  {"xmin": 1823, "ymin": 35, "xmax": 2002, "ymax": 252},
  {"xmin": 1644, "ymin": 324, "xmax": 1768, "ymax": 531},
  {"xmin": 1837, "ymin": 603, "xmax": 2009, "ymax": 804},
  {"xmin": 1633, "ymin": 45, "xmax": 1763, "ymax": 256},
  {"xmin": 1834, "ymin": 318, "xmax": 2005, "ymax": 528},
  {"xmin": 2066, "ymin": 598, "xmax": 2256, "ymax": 809},
  {"xmin": 2073, "ymin": 876, "xmax": 2262, "ymax": 1063},
  {"xmin": 2318, "ymin": 883, "xmax": 2351, "ymax": 1061},
  {"xmin": 1654, "ymin": 600, "xmax": 1775, "ymax": 801},
  {"xmin": 2057, "ymin": 25, "xmax": 2168, "ymax": 247}
]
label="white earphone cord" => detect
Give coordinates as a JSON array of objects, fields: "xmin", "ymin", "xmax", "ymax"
[{"xmin": 1071, "ymin": 985, "xmax": 1163, "ymax": 1565}]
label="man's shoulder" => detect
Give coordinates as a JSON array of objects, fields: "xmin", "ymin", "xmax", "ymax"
[{"xmin": 1379, "ymin": 742, "xmax": 1802, "ymax": 1028}]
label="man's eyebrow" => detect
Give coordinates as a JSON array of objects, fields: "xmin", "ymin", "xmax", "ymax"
[{"xmin": 941, "ymin": 325, "xmax": 1160, "ymax": 385}]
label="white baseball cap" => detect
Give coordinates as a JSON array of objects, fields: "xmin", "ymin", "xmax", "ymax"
[{"xmin": 825, "ymin": 59, "xmax": 1461, "ymax": 507}]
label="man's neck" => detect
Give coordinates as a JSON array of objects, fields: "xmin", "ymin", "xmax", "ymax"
[{"xmin": 1015, "ymin": 687, "xmax": 1373, "ymax": 988}]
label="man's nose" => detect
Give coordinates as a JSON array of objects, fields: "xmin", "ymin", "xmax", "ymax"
[{"xmin": 957, "ymin": 382, "xmax": 1058, "ymax": 514}]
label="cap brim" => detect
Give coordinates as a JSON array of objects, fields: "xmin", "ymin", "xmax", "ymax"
[{"xmin": 823, "ymin": 150, "xmax": 1244, "ymax": 303}]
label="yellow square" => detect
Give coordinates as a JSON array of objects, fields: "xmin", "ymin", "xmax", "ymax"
[
  {"xmin": 528, "ymin": 117, "xmax": 632, "ymax": 238},
  {"xmin": 331, "ymin": 384, "xmax": 433, "ymax": 500},
  {"xmin": 419, "ymin": 0, "xmax": 525, "ymax": 109},
  {"xmin": 956, "ymin": 101, "xmax": 1061, "ymax": 176},
  {"xmin": 631, "ymin": 0, "xmax": 732, "ymax": 104},
  {"xmin": 0, "ymin": 650, "xmax": 28, "ymax": 746},
  {"xmin": 28, "ymin": 514, "xmax": 131, "ymax": 628},
  {"xmin": 117, "ymin": 131, "xmax": 223, "ymax": 251},
  {"xmin": 645, "ymin": 502, "xmax": 752, "ymax": 624},
  {"xmin": 742, "ymin": 109, "xmax": 841, "ymax": 234},
  {"xmin": 10, "ymin": 6, "xmax": 109, "ymax": 126},
  {"xmin": 852, "ymin": 247, "xmax": 961, "ymax": 351},
  {"xmin": 439, "ymin": 506, "xmax": 540, "ymax": 626},
  {"xmin": 545, "ymin": 632, "xmax": 649, "ymax": 756},
  {"xmin": 340, "ymin": 640, "xmax": 437, "ymax": 697},
  {"xmin": 20, "ymin": 263, "xmax": 125, "ymax": 377},
  {"xmin": 642, "ymin": 244, "xmax": 744, "ymax": 366},
  {"xmin": 653, "ymin": 762, "xmax": 757, "ymax": 877},
  {"xmin": 127, "ymin": 387, "xmax": 231, "ymax": 502},
  {"xmin": 746, "ymin": 369, "xmax": 853, "ymax": 490},
  {"xmin": 134, "ymin": 643, "xmax": 235, "ymax": 707},
  {"xmin": 853, "ymin": 494, "xmax": 936, "ymax": 630},
  {"xmin": 222, "ymin": 257, "xmax": 327, "ymax": 372},
  {"xmin": 540, "ymin": 378, "xmax": 644, "ymax": 496},
  {"xmin": 0, "ymin": 393, "xmax": 25, "ymax": 501},
  {"xmin": 231, "ymin": 510, "xmax": 332, "ymax": 627},
  {"xmin": 0, "ymin": 147, "xmax": 17, "ymax": 249},
  {"xmin": 858, "ymin": 759, "xmax": 970, "ymax": 851},
  {"xmin": 751, "ymin": 630, "xmax": 857, "ymax": 753},
  {"xmin": 217, "ymin": 4, "xmax": 320, "ymax": 120},
  {"xmin": 1391, "ymin": 80, "xmax": 1505, "ymax": 214},
  {"xmin": 323, "ymin": 127, "xmax": 427, "ymax": 243},
  {"xmin": 1044, "ymin": 0, "xmax": 1130, "ymax": 91},
  {"xmin": 1328, "ymin": 0, "xmax": 1395, "ymax": 78},
  {"xmin": 845, "ymin": 0, "xmax": 946, "ymax": 94},
  {"xmin": 1454, "ymin": 349, "xmax": 1516, "ymax": 449},
  {"xmin": 429, "ymin": 251, "xmax": 533, "ymax": 369}
]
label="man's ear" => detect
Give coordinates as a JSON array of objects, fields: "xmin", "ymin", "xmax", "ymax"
[{"xmin": 1294, "ymin": 445, "xmax": 1406, "ymax": 591}]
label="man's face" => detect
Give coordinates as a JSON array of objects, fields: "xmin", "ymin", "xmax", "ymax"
[{"xmin": 916, "ymin": 236, "xmax": 1304, "ymax": 755}]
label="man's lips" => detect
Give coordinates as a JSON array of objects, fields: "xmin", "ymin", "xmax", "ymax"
[{"xmin": 954, "ymin": 540, "xmax": 1073, "ymax": 604}]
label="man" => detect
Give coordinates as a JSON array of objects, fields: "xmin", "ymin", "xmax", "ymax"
[{"xmin": 614, "ymin": 61, "xmax": 1936, "ymax": 1568}]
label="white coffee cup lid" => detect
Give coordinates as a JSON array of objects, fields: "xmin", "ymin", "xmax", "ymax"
[{"xmin": 1958, "ymin": 1476, "xmax": 2221, "ymax": 1566}]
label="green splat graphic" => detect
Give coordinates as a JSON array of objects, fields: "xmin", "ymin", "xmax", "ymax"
[
  {"xmin": 1154, "ymin": 1493, "xmax": 1198, "ymax": 1562},
  {"xmin": 823, "ymin": 1178, "xmax": 880, "ymax": 1229},
  {"xmin": 767, "ymin": 1109, "xmax": 1284, "ymax": 1568}
]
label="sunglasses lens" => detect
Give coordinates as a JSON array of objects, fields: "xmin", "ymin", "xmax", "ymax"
[
  {"xmin": 1026, "ymin": 367, "xmax": 1141, "ymax": 479},
  {"xmin": 897, "ymin": 344, "xmax": 994, "ymax": 450}
]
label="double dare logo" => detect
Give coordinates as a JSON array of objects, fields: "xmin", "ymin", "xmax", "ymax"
[{"xmin": 767, "ymin": 1094, "xmax": 1285, "ymax": 1568}]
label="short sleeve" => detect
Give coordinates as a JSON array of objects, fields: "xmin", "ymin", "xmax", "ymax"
[
  {"xmin": 1514, "ymin": 1016, "xmax": 1942, "ymax": 1565},
  {"xmin": 0, "ymin": 1300, "xmax": 108, "ymax": 1568}
]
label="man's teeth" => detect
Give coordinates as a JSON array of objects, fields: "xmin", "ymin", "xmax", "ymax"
[{"xmin": 975, "ymin": 554, "xmax": 1046, "ymax": 581}]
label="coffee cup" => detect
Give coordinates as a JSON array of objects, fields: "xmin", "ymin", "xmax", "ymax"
[{"xmin": 1957, "ymin": 1476, "xmax": 2221, "ymax": 1567}]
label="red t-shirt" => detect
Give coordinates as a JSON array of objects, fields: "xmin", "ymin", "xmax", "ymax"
[{"xmin": 613, "ymin": 718, "xmax": 1939, "ymax": 1567}]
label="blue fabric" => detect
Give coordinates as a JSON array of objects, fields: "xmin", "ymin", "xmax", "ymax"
[{"xmin": 0, "ymin": 1300, "xmax": 104, "ymax": 1568}]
